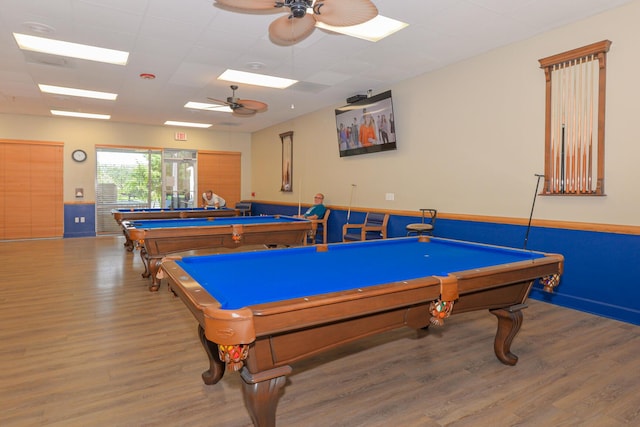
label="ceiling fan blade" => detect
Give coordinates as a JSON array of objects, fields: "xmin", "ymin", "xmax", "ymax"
[
  {"xmin": 238, "ymin": 99, "xmax": 268, "ymax": 112},
  {"xmin": 214, "ymin": 0, "xmax": 277, "ymax": 12},
  {"xmin": 269, "ymin": 14, "xmax": 316, "ymax": 46},
  {"xmin": 313, "ymin": 0, "xmax": 378, "ymax": 27},
  {"xmin": 232, "ymin": 107, "xmax": 257, "ymax": 117}
]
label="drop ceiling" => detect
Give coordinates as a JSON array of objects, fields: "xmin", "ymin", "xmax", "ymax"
[{"xmin": 0, "ymin": 0, "xmax": 632, "ymax": 132}]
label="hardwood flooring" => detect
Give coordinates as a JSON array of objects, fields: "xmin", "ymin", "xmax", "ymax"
[{"xmin": 0, "ymin": 236, "xmax": 638, "ymax": 426}]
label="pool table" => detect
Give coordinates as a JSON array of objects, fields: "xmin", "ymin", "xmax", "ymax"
[
  {"xmin": 160, "ymin": 236, "xmax": 563, "ymax": 427},
  {"xmin": 111, "ymin": 207, "xmax": 239, "ymax": 251},
  {"xmin": 123, "ymin": 215, "xmax": 311, "ymax": 291}
]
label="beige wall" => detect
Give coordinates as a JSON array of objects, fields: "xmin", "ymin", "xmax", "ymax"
[
  {"xmin": 0, "ymin": 114, "xmax": 252, "ymax": 203},
  {"xmin": 251, "ymin": 1, "xmax": 640, "ymax": 227}
]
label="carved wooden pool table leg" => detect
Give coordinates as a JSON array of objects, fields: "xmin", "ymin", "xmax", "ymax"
[
  {"xmin": 490, "ymin": 303, "xmax": 527, "ymax": 366},
  {"xmin": 240, "ymin": 366, "xmax": 293, "ymax": 427},
  {"xmin": 240, "ymin": 365, "xmax": 291, "ymax": 427},
  {"xmin": 148, "ymin": 258, "xmax": 162, "ymax": 291},
  {"xmin": 140, "ymin": 245, "xmax": 150, "ymax": 278},
  {"xmin": 197, "ymin": 325, "xmax": 225, "ymax": 385}
]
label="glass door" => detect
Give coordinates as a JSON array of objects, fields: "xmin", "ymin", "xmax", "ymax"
[
  {"xmin": 96, "ymin": 147, "xmax": 162, "ymax": 233},
  {"xmin": 163, "ymin": 149, "xmax": 197, "ymax": 209}
]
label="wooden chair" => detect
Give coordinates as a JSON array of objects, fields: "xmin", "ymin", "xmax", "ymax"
[
  {"xmin": 342, "ymin": 212, "xmax": 389, "ymax": 242},
  {"xmin": 307, "ymin": 209, "xmax": 331, "ymax": 244},
  {"xmin": 406, "ymin": 209, "xmax": 436, "ymax": 236},
  {"xmin": 234, "ymin": 201, "xmax": 252, "ymax": 216}
]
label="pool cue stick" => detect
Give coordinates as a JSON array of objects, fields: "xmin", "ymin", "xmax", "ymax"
[
  {"xmin": 552, "ymin": 68, "xmax": 561, "ymax": 193},
  {"xmin": 560, "ymin": 124, "xmax": 565, "ymax": 193},
  {"xmin": 587, "ymin": 57, "xmax": 594, "ymax": 193},
  {"xmin": 297, "ymin": 179, "xmax": 302, "ymax": 216},
  {"xmin": 566, "ymin": 61, "xmax": 576, "ymax": 193},
  {"xmin": 579, "ymin": 59, "xmax": 587, "ymax": 192},
  {"xmin": 346, "ymin": 184, "xmax": 356, "ymax": 224},
  {"xmin": 524, "ymin": 174, "xmax": 545, "ymax": 250}
]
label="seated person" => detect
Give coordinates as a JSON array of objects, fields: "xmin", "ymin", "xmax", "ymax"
[
  {"xmin": 202, "ymin": 190, "xmax": 226, "ymax": 209},
  {"xmin": 296, "ymin": 193, "xmax": 326, "ymax": 219}
]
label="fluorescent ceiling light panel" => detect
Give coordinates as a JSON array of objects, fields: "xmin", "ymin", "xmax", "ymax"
[
  {"xmin": 164, "ymin": 120, "xmax": 212, "ymax": 128},
  {"xmin": 13, "ymin": 33, "xmax": 129, "ymax": 65},
  {"xmin": 184, "ymin": 101, "xmax": 232, "ymax": 113},
  {"xmin": 315, "ymin": 16, "xmax": 408, "ymax": 42},
  {"xmin": 51, "ymin": 110, "xmax": 111, "ymax": 120},
  {"xmin": 39, "ymin": 84, "xmax": 118, "ymax": 100},
  {"xmin": 218, "ymin": 69, "xmax": 296, "ymax": 89}
]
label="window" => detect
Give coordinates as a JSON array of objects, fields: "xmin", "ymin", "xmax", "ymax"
[
  {"xmin": 538, "ymin": 40, "xmax": 611, "ymax": 195},
  {"xmin": 96, "ymin": 147, "xmax": 162, "ymax": 233}
]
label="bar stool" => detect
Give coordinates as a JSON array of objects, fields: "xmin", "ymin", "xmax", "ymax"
[{"xmin": 406, "ymin": 209, "xmax": 437, "ymax": 236}]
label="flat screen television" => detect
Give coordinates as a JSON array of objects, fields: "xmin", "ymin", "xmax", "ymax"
[{"xmin": 335, "ymin": 90, "xmax": 397, "ymax": 157}]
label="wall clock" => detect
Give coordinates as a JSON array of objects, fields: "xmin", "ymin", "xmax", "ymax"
[{"xmin": 72, "ymin": 149, "xmax": 87, "ymax": 163}]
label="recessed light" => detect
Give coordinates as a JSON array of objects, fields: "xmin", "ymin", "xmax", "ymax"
[
  {"xmin": 218, "ymin": 69, "xmax": 296, "ymax": 89},
  {"xmin": 184, "ymin": 101, "xmax": 232, "ymax": 113},
  {"xmin": 315, "ymin": 15, "xmax": 408, "ymax": 42},
  {"xmin": 51, "ymin": 110, "xmax": 111, "ymax": 120},
  {"xmin": 164, "ymin": 121, "xmax": 212, "ymax": 128},
  {"xmin": 13, "ymin": 33, "xmax": 129, "ymax": 65},
  {"xmin": 39, "ymin": 84, "xmax": 118, "ymax": 100}
]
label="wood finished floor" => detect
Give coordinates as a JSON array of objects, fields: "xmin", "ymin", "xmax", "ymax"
[{"xmin": 0, "ymin": 236, "xmax": 638, "ymax": 427}]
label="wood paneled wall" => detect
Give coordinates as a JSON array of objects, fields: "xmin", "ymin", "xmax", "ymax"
[
  {"xmin": 0, "ymin": 139, "xmax": 63, "ymax": 239},
  {"xmin": 197, "ymin": 150, "xmax": 241, "ymax": 208}
]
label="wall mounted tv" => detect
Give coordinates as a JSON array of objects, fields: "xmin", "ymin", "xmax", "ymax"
[{"xmin": 335, "ymin": 90, "xmax": 397, "ymax": 157}]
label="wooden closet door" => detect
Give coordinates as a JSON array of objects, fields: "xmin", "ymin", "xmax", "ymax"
[
  {"xmin": 0, "ymin": 140, "xmax": 63, "ymax": 239},
  {"xmin": 197, "ymin": 151, "xmax": 241, "ymax": 208}
]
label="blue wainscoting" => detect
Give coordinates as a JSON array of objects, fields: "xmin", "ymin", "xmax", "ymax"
[
  {"xmin": 64, "ymin": 203, "xmax": 96, "ymax": 238},
  {"xmin": 251, "ymin": 202, "xmax": 640, "ymax": 326}
]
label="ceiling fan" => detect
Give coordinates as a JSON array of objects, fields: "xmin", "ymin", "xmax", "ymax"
[
  {"xmin": 207, "ymin": 85, "xmax": 268, "ymax": 117},
  {"xmin": 214, "ymin": 0, "xmax": 378, "ymax": 46}
]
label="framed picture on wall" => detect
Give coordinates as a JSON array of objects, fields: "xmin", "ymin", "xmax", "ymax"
[{"xmin": 280, "ymin": 131, "xmax": 293, "ymax": 192}]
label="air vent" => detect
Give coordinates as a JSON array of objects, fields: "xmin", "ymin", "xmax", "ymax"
[{"xmin": 23, "ymin": 51, "xmax": 74, "ymax": 68}]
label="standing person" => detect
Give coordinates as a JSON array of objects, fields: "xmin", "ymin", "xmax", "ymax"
[
  {"xmin": 389, "ymin": 112, "xmax": 395, "ymax": 142},
  {"xmin": 379, "ymin": 114, "xmax": 389, "ymax": 143},
  {"xmin": 202, "ymin": 190, "xmax": 226, "ymax": 209},
  {"xmin": 359, "ymin": 113, "xmax": 377, "ymax": 147},
  {"xmin": 350, "ymin": 117, "xmax": 359, "ymax": 148},
  {"xmin": 296, "ymin": 193, "xmax": 326, "ymax": 219}
]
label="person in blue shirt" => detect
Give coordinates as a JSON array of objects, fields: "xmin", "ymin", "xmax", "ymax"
[{"xmin": 298, "ymin": 193, "xmax": 326, "ymax": 219}]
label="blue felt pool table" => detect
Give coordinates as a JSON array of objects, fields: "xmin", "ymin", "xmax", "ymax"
[
  {"xmin": 111, "ymin": 207, "xmax": 239, "ymax": 251},
  {"xmin": 123, "ymin": 215, "xmax": 311, "ymax": 291},
  {"xmin": 160, "ymin": 236, "xmax": 563, "ymax": 427}
]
